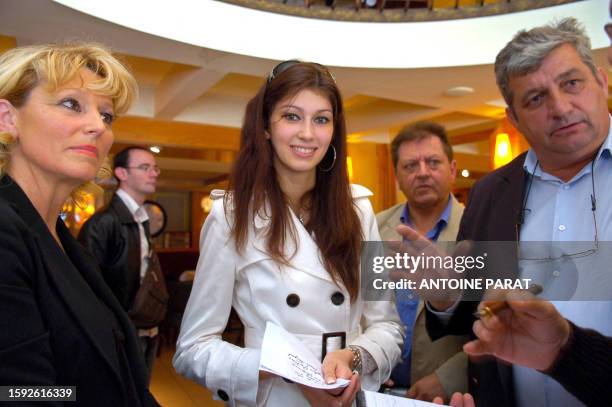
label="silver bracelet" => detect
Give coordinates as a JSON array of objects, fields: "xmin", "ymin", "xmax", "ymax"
[{"xmin": 347, "ymin": 345, "xmax": 362, "ymax": 375}]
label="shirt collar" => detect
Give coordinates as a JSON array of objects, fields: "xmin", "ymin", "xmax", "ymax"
[
  {"xmin": 116, "ymin": 188, "xmax": 149, "ymax": 223},
  {"xmin": 523, "ymin": 115, "xmax": 612, "ymax": 181},
  {"xmin": 400, "ymin": 195, "xmax": 452, "ymax": 241}
]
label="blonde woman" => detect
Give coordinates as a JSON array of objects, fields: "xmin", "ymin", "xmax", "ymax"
[{"xmin": 0, "ymin": 43, "xmax": 157, "ymax": 406}]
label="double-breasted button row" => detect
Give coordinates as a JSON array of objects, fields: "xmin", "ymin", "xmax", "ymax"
[
  {"xmin": 217, "ymin": 389, "xmax": 229, "ymax": 401},
  {"xmin": 331, "ymin": 291, "xmax": 344, "ymax": 305},
  {"xmin": 286, "ymin": 293, "xmax": 300, "ymax": 307},
  {"xmin": 285, "ymin": 291, "xmax": 345, "ymax": 307}
]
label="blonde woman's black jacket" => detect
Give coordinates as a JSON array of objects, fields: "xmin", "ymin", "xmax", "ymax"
[{"xmin": 0, "ymin": 176, "xmax": 158, "ymax": 406}]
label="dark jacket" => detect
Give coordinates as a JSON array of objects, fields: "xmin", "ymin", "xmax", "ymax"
[
  {"xmin": 79, "ymin": 195, "xmax": 142, "ymax": 310},
  {"xmin": 548, "ymin": 322, "xmax": 612, "ymax": 407},
  {"xmin": 426, "ymin": 153, "xmax": 526, "ymax": 407},
  {"xmin": 426, "ymin": 153, "xmax": 612, "ymax": 406},
  {"xmin": 0, "ymin": 176, "xmax": 157, "ymax": 406}
]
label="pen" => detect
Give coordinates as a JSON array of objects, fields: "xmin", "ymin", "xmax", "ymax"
[{"xmin": 473, "ymin": 284, "xmax": 543, "ymax": 319}]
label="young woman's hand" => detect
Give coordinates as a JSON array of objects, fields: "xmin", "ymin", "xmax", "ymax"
[
  {"xmin": 321, "ymin": 348, "xmax": 354, "ymax": 392},
  {"xmin": 298, "ymin": 373, "xmax": 361, "ymax": 407}
]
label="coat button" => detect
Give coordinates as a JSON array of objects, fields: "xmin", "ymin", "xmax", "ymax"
[
  {"xmin": 217, "ymin": 389, "xmax": 229, "ymax": 401},
  {"xmin": 286, "ymin": 293, "xmax": 300, "ymax": 307},
  {"xmin": 331, "ymin": 292, "xmax": 344, "ymax": 305}
]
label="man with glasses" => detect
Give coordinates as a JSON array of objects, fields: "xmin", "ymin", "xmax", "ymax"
[
  {"xmin": 377, "ymin": 122, "xmax": 468, "ymax": 403},
  {"xmin": 79, "ymin": 146, "xmax": 162, "ymax": 384},
  {"xmin": 420, "ymin": 17, "xmax": 612, "ymax": 407}
]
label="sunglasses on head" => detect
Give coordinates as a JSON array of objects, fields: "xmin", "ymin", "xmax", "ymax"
[{"xmin": 267, "ymin": 59, "xmax": 336, "ymax": 84}]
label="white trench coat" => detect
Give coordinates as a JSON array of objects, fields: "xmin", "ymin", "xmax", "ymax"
[{"xmin": 173, "ymin": 185, "xmax": 403, "ymax": 406}]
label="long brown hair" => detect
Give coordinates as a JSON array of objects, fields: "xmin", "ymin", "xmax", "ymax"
[{"xmin": 226, "ymin": 62, "xmax": 363, "ymax": 301}]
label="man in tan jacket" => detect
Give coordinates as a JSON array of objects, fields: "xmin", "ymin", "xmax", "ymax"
[{"xmin": 377, "ymin": 121, "xmax": 468, "ymax": 403}]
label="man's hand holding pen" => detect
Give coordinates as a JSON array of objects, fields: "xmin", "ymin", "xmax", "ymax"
[{"xmin": 464, "ymin": 290, "xmax": 571, "ymax": 371}]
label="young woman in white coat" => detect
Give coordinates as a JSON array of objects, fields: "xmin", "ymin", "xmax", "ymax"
[{"xmin": 173, "ymin": 61, "xmax": 403, "ymax": 407}]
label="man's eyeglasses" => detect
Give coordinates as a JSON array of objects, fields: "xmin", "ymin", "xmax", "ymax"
[
  {"xmin": 126, "ymin": 164, "xmax": 161, "ymax": 175},
  {"xmin": 516, "ymin": 159, "xmax": 598, "ymax": 262},
  {"xmin": 267, "ymin": 59, "xmax": 336, "ymax": 84}
]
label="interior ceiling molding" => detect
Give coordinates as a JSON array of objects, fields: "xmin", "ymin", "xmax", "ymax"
[
  {"xmin": 156, "ymin": 157, "xmax": 232, "ymax": 173},
  {"xmin": 112, "ymin": 116, "xmax": 241, "ymax": 151},
  {"xmin": 220, "ymin": 0, "xmax": 580, "ymax": 23},
  {"xmin": 450, "ymin": 128, "xmax": 495, "ymax": 145},
  {"xmin": 53, "ymin": 0, "xmax": 607, "ymax": 69},
  {"xmin": 154, "ymin": 178, "xmax": 229, "ymax": 192}
]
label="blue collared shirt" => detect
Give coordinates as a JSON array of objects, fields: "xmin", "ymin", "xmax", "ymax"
[
  {"xmin": 400, "ymin": 195, "xmax": 452, "ymax": 242},
  {"xmin": 514, "ymin": 117, "xmax": 612, "ymax": 407}
]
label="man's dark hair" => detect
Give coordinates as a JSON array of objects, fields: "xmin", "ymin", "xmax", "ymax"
[
  {"xmin": 112, "ymin": 146, "xmax": 151, "ymax": 182},
  {"xmin": 391, "ymin": 121, "xmax": 453, "ymax": 169},
  {"xmin": 113, "ymin": 146, "xmax": 151, "ymax": 169}
]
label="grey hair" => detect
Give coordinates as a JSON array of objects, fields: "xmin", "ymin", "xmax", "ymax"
[{"xmin": 495, "ymin": 17, "xmax": 598, "ymax": 115}]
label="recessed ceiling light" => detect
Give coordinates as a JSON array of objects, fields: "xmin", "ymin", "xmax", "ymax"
[
  {"xmin": 485, "ymin": 99, "xmax": 508, "ymax": 108},
  {"xmin": 150, "ymin": 146, "xmax": 161, "ymax": 154},
  {"xmin": 461, "ymin": 169, "xmax": 470, "ymax": 178},
  {"xmin": 444, "ymin": 86, "xmax": 474, "ymax": 97}
]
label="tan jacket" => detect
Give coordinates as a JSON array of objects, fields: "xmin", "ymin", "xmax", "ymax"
[{"xmin": 376, "ymin": 195, "xmax": 469, "ymax": 396}]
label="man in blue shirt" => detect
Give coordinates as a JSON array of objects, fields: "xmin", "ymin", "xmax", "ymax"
[{"xmin": 377, "ymin": 122, "xmax": 467, "ymax": 403}]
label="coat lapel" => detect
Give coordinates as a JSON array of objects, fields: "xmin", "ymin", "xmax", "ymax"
[
  {"xmin": 493, "ymin": 153, "xmax": 528, "ymax": 241},
  {"xmin": 378, "ymin": 204, "xmax": 405, "ymax": 242},
  {"xmin": 110, "ymin": 195, "xmax": 137, "ymax": 225},
  {"xmin": 251, "ymin": 207, "xmax": 334, "ymax": 283},
  {"xmin": 38, "ymin": 222, "xmax": 126, "ymax": 386},
  {"xmin": 437, "ymin": 195, "xmax": 464, "ymax": 242},
  {"xmin": 288, "ymin": 219, "xmax": 335, "ymax": 283}
]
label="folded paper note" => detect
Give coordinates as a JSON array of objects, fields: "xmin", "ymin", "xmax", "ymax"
[{"xmin": 259, "ymin": 321, "xmax": 350, "ymax": 390}]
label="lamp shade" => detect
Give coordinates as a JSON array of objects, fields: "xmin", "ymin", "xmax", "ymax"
[{"xmin": 493, "ymin": 133, "xmax": 513, "ymax": 169}]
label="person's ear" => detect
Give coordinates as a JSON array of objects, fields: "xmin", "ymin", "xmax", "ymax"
[
  {"xmin": 595, "ymin": 66, "xmax": 608, "ymax": 93},
  {"xmin": 506, "ymin": 107, "xmax": 519, "ymax": 129},
  {"xmin": 449, "ymin": 159, "xmax": 457, "ymax": 181},
  {"xmin": 0, "ymin": 99, "xmax": 18, "ymax": 140},
  {"xmin": 114, "ymin": 167, "xmax": 129, "ymax": 182}
]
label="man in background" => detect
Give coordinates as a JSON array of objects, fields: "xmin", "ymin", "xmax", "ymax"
[
  {"xmin": 377, "ymin": 122, "xmax": 468, "ymax": 402},
  {"xmin": 80, "ymin": 146, "xmax": 162, "ymax": 384}
]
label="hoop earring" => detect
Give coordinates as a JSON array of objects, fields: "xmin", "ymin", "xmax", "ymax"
[{"xmin": 319, "ymin": 145, "xmax": 336, "ymax": 172}]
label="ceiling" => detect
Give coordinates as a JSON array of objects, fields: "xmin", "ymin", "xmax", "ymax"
[{"xmin": 0, "ymin": 0, "xmax": 609, "ymax": 192}]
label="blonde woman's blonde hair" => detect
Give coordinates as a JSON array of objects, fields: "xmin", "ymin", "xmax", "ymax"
[{"xmin": 0, "ymin": 42, "xmax": 138, "ymax": 203}]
